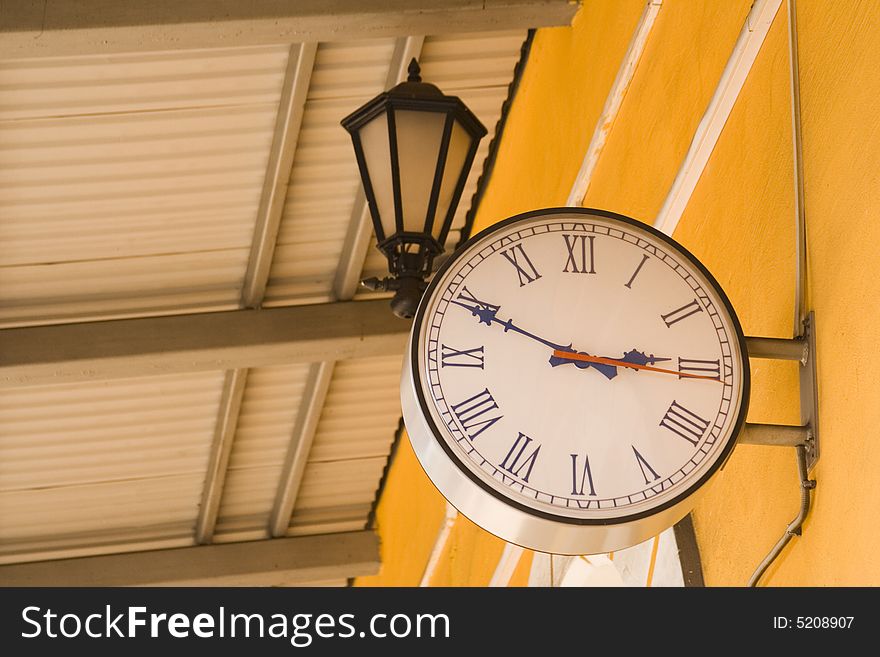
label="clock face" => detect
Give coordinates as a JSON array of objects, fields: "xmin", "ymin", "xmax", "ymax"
[{"xmin": 407, "ymin": 209, "xmax": 749, "ymax": 532}]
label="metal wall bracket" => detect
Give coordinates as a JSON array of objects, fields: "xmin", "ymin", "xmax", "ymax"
[
  {"xmin": 742, "ymin": 310, "xmax": 819, "ymax": 471},
  {"xmin": 741, "ymin": 311, "xmax": 819, "ymax": 586}
]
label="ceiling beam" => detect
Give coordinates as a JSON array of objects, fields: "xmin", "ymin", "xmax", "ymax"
[
  {"xmin": 242, "ymin": 42, "xmax": 317, "ymax": 310},
  {"xmin": 195, "ymin": 43, "xmax": 317, "ymax": 546},
  {"xmin": 195, "ymin": 368, "xmax": 249, "ymax": 544},
  {"xmin": 0, "ymin": 1, "xmax": 578, "ymax": 59},
  {"xmin": 269, "ymin": 361, "xmax": 335, "ymax": 537},
  {"xmin": 0, "ymin": 531, "xmax": 380, "ymax": 586},
  {"xmin": 0, "ymin": 300, "xmax": 410, "ymax": 389}
]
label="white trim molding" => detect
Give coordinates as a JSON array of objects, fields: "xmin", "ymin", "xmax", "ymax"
[
  {"xmin": 566, "ymin": 0, "xmax": 663, "ymax": 207},
  {"xmin": 653, "ymin": 0, "xmax": 783, "ymax": 236}
]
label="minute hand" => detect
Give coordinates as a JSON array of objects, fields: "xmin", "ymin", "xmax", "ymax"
[
  {"xmin": 450, "ymin": 298, "xmax": 618, "ymax": 379},
  {"xmin": 450, "ymin": 298, "xmax": 568, "ymax": 350}
]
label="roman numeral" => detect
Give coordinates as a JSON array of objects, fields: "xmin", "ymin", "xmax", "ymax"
[
  {"xmin": 441, "ymin": 344, "xmax": 485, "ymax": 369},
  {"xmin": 562, "ymin": 234, "xmax": 596, "ymax": 274},
  {"xmin": 499, "ymin": 432, "xmax": 541, "ymax": 483},
  {"xmin": 678, "ymin": 357, "xmax": 721, "ymax": 380},
  {"xmin": 632, "ymin": 446, "xmax": 660, "ymax": 485},
  {"xmin": 661, "ymin": 299, "xmax": 703, "ymax": 327},
  {"xmin": 500, "ymin": 244, "xmax": 542, "ymax": 286},
  {"xmin": 450, "ymin": 388, "xmax": 502, "ymax": 440},
  {"xmin": 659, "ymin": 400, "xmax": 711, "ymax": 446},
  {"xmin": 624, "ymin": 253, "xmax": 649, "ymax": 289},
  {"xmin": 570, "ymin": 453, "xmax": 596, "ymax": 496}
]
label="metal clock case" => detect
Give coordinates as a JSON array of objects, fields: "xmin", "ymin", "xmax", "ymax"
[{"xmin": 402, "ymin": 208, "xmax": 750, "ymax": 554}]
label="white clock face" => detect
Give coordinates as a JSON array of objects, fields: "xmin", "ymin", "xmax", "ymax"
[{"xmin": 410, "ymin": 210, "xmax": 748, "ymax": 525}]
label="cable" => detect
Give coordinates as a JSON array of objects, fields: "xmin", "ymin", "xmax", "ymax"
[{"xmin": 748, "ymin": 445, "xmax": 816, "ymax": 586}]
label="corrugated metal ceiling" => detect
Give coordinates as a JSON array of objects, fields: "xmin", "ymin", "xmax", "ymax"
[
  {"xmin": 0, "ymin": 30, "xmax": 529, "ymax": 572},
  {"xmin": 265, "ymin": 38, "xmax": 396, "ymax": 306},
  {"xmin": 289, "ymin": 355, "xmax": 403, "ymax": 537},
  {"xmin": 0, "ymin": 372, "xmax": 224, "ymax": 564},
  {"xmin": 214, "ymin": 363, "xmax": 311, "ymax": 542},
  {"xmin": 0, "ymin": 46, "xmax": 288, "ymax": 328}
]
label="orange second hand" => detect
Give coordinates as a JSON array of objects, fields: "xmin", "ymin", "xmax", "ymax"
[{"xmin": 551, "ymin": 350, "xmax": 721, "ymax": 382}]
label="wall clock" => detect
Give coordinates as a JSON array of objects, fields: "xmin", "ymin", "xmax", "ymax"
[{"xmin": 401, "ymin": 207, "xmax": 750, "ymax": 554}]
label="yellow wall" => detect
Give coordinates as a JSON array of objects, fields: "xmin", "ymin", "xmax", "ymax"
[
  {"xmin": 583, "ymin": 0, "xmax": 751, "ymax": 219},
  {"xmin": 359, "ymin": 0, "xmax": 880, "ymax": 586},
  {"xmin": 689, "ymin": 0, "xmax": 880, "ymax": 585}
]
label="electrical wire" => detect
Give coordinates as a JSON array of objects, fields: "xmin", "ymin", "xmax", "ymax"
[{"xmin": 748, "ymin": 445, "xmax": 816, "ymax": 586}]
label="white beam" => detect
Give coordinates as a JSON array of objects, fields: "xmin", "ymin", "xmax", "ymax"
[
  {"xmin": 196, "ymin": 43, "xmax": 317, "ymax": 545},
  {"xmin": 0, "ymin": 1, "xmax": 577, "ymax": 58},
  {"xmin": 419, "ymin": 503, "xmax": 458, "ymax": 586},
  {"xmin": 653, "ymin": 0, "xmax": 783, "ymax": 235},
  {"xmin": 333, "ymin": 35, "xmax": 426, "ymax": 301},
  {"xmin": 489, "ymin": 544, "xmax": 525, "ymax": 587},
  {"xmin": 0, "ymin": 300, "xmax": 410, "ymax": 388},
  {"xmin": 566, "ymin": 0, "xmax": 663, "ymax": 207},
  {"xmin": 269, "ymin": 361, "xmax": 336, "ymax": 537},
  {"xmin": 0, "ymin": 531, "xmax": 380, "ymax": 586},
  {"xmin": 195, "ymin": 369, "xmax": 249, "ymax": 544},
  {"xmin": 243, "ymin": 43, "xmax": 318, "ymax": 309}
]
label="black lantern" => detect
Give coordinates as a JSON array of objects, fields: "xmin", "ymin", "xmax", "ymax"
[{"xmin": 342, "ymin": 59, "xmax": 487, "ymax": 319}]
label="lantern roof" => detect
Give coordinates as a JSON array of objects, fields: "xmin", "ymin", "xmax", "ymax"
[{"xmin": 341, "ymin": 59, "xmax": 487, "ymax": 140}]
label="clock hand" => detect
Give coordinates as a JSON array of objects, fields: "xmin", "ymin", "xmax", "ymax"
[
  {"xmin": 450, "ymin": 299, "xmax": 566, "ymax": 349},
  {"xmin": 450, "ymin": 297, "xmax": 619, "ymax": 380},
  {"xmin": 549, "ymin": 347, "xmax": 669, "ymax": 379},
  {"xmin": 548, "ymin": 344, "xmax": 618, "ymax": 379},
  {"xmin": 551, "ymin": 349, "xmax": 722, "ymax": 382}
]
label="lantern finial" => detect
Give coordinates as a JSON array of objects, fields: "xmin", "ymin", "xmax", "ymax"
[{"xmin": 407, "ymin": 58, "xmax": 422, "ymax": 82}]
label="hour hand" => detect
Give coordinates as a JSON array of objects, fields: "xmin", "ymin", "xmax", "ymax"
[
  {"xmin": 618, "ymin": 349, "xmax": 672, "ymax": 368},
  {"xmin": 549, "ymin": 345, "xmax": 618, "ymax": 380},
  {"xmin": 548, "ymin": 347, "xmax": 671, "ymax": 380}
]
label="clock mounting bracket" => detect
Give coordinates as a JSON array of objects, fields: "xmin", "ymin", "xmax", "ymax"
[
  {"xmin": 740, "ymin": 310, "xmax": 819, "ymax": 472},
  {"xmin": 739, "ymin": 311, "xmax": 819, "ymax": 587}
]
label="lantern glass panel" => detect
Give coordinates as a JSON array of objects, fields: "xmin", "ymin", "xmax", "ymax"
[
  {"xmin": 394, "ymin": 109, "xmax": 448, "ymax": 235},
  {"xmin": 358, "ymin": 112, "xmax": 395, "ymax": 240},
  {"xmin": 431, "ymin": 118, "xmax": 473, "ymax": 240}
]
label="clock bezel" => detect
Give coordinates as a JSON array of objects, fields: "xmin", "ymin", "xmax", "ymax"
[{"xmin": 407, "ymin": 207, "xmax": 751, "ymax": 530}]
